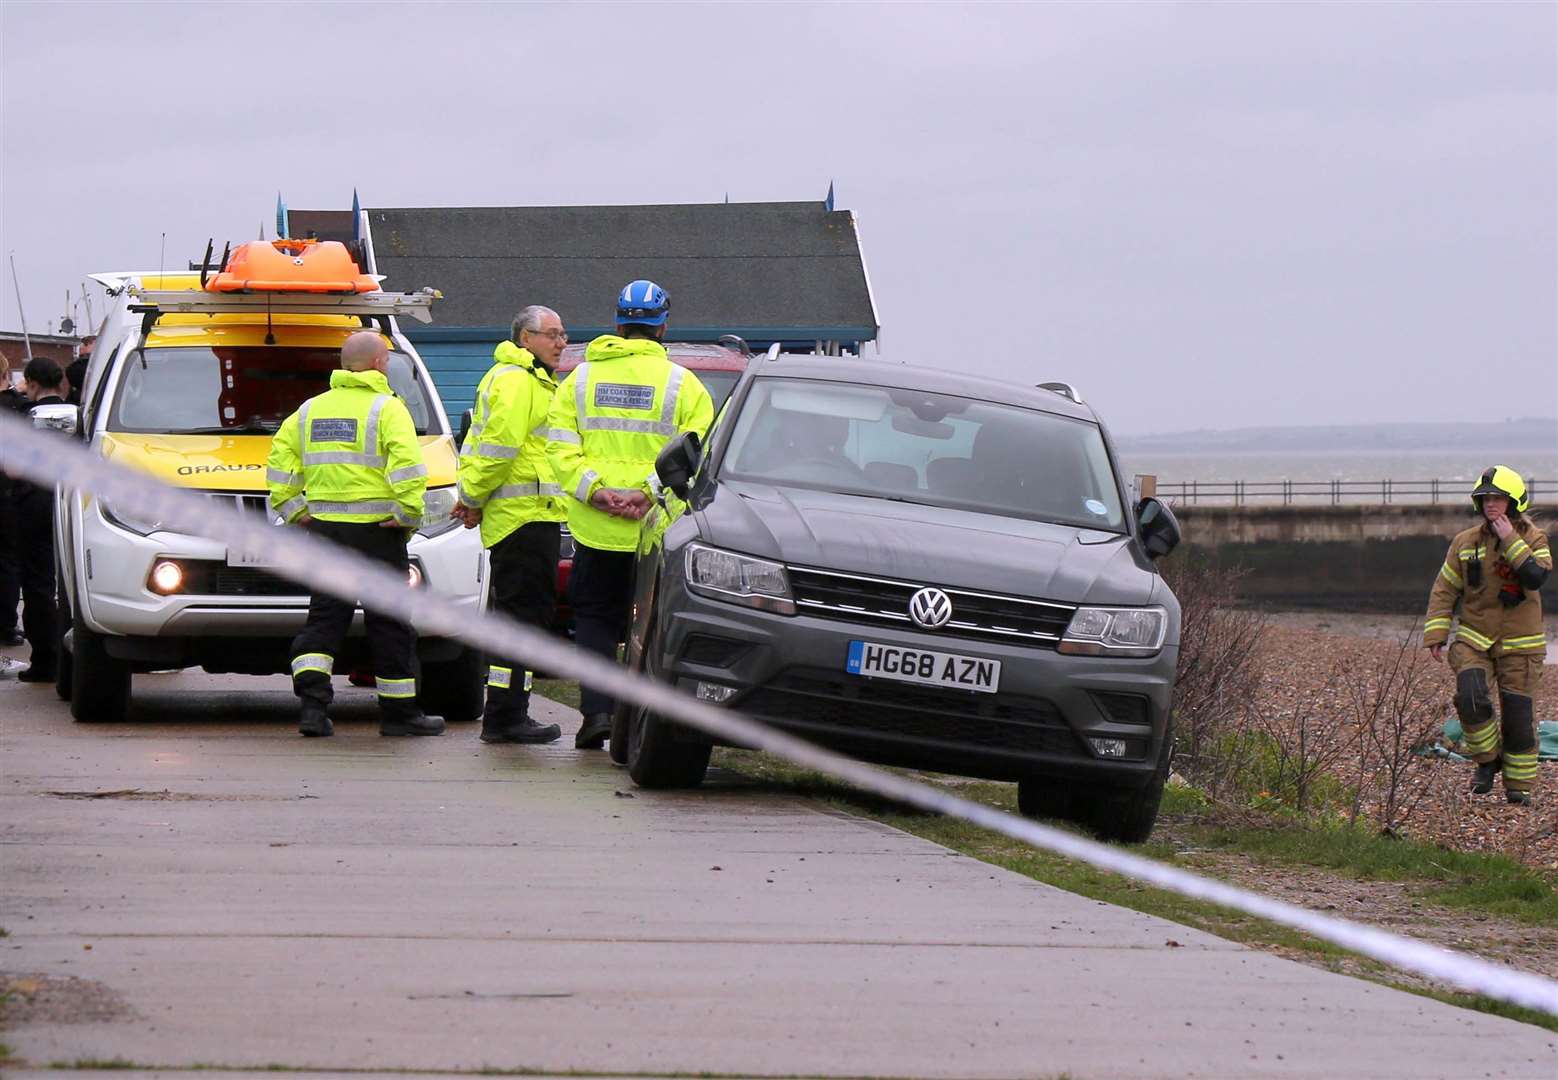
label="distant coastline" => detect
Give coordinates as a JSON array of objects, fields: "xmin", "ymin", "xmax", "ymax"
[{"xmin": 1114, "ymin": 418, "xmax": 1557, "ymax": 455}]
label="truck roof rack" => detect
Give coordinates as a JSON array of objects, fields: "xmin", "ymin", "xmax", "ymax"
[
  {"xmin": 125, "ymin": 287, "xmax": 442, "ymax": 325},
  {"xmin": 1037, "ymin": 381, "xmax": 1084, "ymax": 405}
]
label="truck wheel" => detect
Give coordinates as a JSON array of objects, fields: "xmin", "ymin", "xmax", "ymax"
[
  {"xmin": 54, "ymin": 582, "xmax": 73, "ymax": 702},
  {"xmin": 69, "ymin": 617, "xmax": 131, "ymax": 723},
  {"xmin": 418, "ymin": 646, "xmax": 484, "ymax": 722}
]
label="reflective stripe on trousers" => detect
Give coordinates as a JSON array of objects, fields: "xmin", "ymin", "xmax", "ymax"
[
  {"xmin": 291, "ymin": 652, "xmax": 333, "ymax": 677},
  {"xmin": 376, "ymin": 676, "xmax": 417, "ymax": 699}
]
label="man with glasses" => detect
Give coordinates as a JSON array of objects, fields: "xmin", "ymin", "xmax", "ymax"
[{"xmin": 453, "ymin": 305, "xmax": 570, "ymax": 743}]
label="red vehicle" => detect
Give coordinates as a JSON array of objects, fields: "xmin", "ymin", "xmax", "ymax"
[{"xmin": 551, "ymin": 342, "xmax": 750, "ymax": 633}]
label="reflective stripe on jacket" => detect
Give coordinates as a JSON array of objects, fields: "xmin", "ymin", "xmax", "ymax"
[
  {"xmin": 545, "ymin": 335, "xmax": 713, "ymax": 552},
  {"xmin": 266, "ymin": 369, "xmax": 427, "ymax": 526},
  {"xmin": 458, "ymin": 341, "xmax": 566, "ymax": 548},
  {"xmin": 1423, "ymin": 521, "xmax": 1550, "ymax": 657}
]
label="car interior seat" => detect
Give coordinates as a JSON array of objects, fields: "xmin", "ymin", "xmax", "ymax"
[{"xmin": 863, "ymin": 461, "xmax": 918, "ymax": 491}]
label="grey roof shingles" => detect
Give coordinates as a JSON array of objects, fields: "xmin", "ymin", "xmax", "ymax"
[{"xmin": 296, "ymin": 202, "xmax": 877, "ymax": 335}]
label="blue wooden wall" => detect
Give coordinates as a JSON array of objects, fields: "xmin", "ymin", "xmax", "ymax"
[{"xmin": 413, "ymin": 337, "xmax": 503, "ymax": 430}]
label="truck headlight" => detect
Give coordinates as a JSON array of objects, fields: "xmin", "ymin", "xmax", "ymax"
[
  {"xmin": 1058, "ymin": 606, "xmax": 1167, "ymax": 657},
  {"xmin": 101, "ymin": 497, "xmax": 167, "ymax": 537},
  {"xmin": 684, "ymin": 542, "xmax": 794, "ymax": 615},
  {"xmin": 418, "ymin": 486, "xmax": 459, "ymax": 538}
]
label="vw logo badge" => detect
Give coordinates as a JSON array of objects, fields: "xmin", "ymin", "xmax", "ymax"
[{"xmin": 908, "ymin": 587, "xmax": 953, "ymax": 630}]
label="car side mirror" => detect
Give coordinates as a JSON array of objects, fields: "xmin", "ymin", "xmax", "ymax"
[
  {"xmin": 655, "ymin": 431, "xmax": 702, "ymax": 501},
  {"xmin": 1136, "ymin": 497, "xmax": 1180, "ymax": 560},
  {"xmin": 458, "ymin": 408, "xmax": 473, "ymax": 450},
  {"xmin": 30, "ymin": 402, "xmax": 79, "ymax": 437}
]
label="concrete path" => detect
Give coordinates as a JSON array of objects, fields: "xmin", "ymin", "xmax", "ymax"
[{"xmin": 2, "ymin": 664, "xmax": 1555, "ymax": 1079}]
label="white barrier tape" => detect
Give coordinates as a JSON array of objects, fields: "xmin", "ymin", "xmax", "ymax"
[{"xmin": 5, "ymin": 413, "xmax": 1557, "ymax": 1017}]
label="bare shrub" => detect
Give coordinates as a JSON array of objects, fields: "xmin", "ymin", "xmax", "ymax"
[
  {"xmin": 1343, "ymin": 633, "xmax": 1446, "ymax": 835},
  {"xmin": 1248, "ymin": 663, "xmax": 1357, "ymax": 816},
  {"xmin": 1161, "ymin": 558, "xmax": 1269, "ymax": 800}
]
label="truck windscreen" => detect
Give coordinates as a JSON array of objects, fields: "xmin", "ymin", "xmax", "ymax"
[{"xmin": 106, "ymin": 346, "xmax": 438, "ymax": 435}]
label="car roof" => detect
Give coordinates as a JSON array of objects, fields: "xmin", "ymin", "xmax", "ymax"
[
  {"xmin": 748, "ymin": 354, "xmax": 1098, "ymax": 422},
  {"xmin": 557, "ymin": 341, "xmax": 749, "ymax": 374}
]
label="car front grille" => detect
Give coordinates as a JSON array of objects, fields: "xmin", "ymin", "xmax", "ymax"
[
  {"xmin": 205, "ymin": 492, "xmax": 283, "ymax": 523},
  {"xmin": 174, "ymin": 562, "xmax": 305, "ymax": 597},
  {"xmin": 787, "ymin": 566, "xmax": 1075, "ymax": 648},
  {"xmin": 741, "ymin": 668, "xmax": 1085, "ymax": 757}
]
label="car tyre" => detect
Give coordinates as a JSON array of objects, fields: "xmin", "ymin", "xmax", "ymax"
[
  {"xmin": 1016, "ymin": 778, "xmax": 1078, "ymax": 822},
  {"xmin": 627, "ymin": 706, "xmax": 711, "ymax": 789},
  {"xmin": 1088, "ymin": 729, "xmax": 1172, "ymax": 844},
  {"xmin": 1017, "ymin": 724, "xmax": 1172, "ymax": 844},
  {"xmin": 609, "ymin": 702, "xmax": 632, "ymax": 765},
  {"xmin": 69, "ymin": 615, "xmax": 131, "ymax": 723},
  {"xmin": 625, "ymin": 617, "xmax": 709, "ymax": 788},
  {"xmin": 54, "ymin": 575, "xmax": 73, "ymax": 702},
  {"xmin": 418, "ymin": 646, "xmax": 484, "ymax": 722}
]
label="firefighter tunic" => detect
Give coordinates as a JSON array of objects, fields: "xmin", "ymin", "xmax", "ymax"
[{"xmin": 1422, "ymin": 521, "xmax": 1551, "ymax": 792}]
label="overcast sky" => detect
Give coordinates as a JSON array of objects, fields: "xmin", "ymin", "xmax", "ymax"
[{"xmin": 2, "ymin": 1, "xmax": 1553, "ymax": 436}]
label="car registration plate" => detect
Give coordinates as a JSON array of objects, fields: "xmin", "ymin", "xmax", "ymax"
[{"xmin": 846, "ymin": 641, "xmax": 1000, "ymax": 694}]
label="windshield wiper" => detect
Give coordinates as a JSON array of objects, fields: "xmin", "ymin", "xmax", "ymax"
[{"xmin": 177, "ymin": 424, "xmax": 280, "ymax": 435}]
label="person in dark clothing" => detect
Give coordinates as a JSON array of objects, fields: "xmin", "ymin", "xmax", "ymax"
[
  {"xmin": 64, "ymin": 335, "xmax": 93, "ymax": 407},
  {"xmin": 11, "ymin": 357, "xmax": 69, "ymax": 680},
  {"xmin": 0, "ymin": 354, "xmax": 30, "ymax": 646}
]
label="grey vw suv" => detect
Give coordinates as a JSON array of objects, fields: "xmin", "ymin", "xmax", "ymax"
[{"xmin": 617, "ymin": 354, "xmax": 1183, "ymax": 842}]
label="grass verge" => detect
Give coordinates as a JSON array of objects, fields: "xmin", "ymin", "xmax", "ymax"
[
  {"xmin": 708, "ymin": 748, "xmax": 1558, "ymax": 1033},
  {"xmin": 528, "ymin": 683, "xmax": 1557, "ymax": 1032}
]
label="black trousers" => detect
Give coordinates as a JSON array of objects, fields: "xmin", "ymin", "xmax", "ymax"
[
  {"xmin": 0, "ymin": 479, "xmax": 20, "ymax": 635},
  {"xmin": 13, "ymin": 487, "xmax": 56, "ymax": 673},
  {"xmin": 484, "ymin": 520, "xmax": 560, "ymax": 722},
  {"xmin": 289, "ymin": 521, "xmax": 419, "ymax": 718},
  {"xmin": 570, "ymin": 543, "xmax": 636, "ymax": 717}
]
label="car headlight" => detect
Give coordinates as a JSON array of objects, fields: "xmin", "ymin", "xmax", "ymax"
[
  {"xmin": 1058, "ymin": 606, "xmax": 1167, "ymax": 657},
  {"xmin": 418, "ymin": 486, "xmax": 459, "ymax": 538},
  {"xmin": 684, "ymin": 542, "xmax": 795, "ymax": 615},
  {"xmin": 100, "ymin": 496, "xmax": 167, "ymax": 537}
]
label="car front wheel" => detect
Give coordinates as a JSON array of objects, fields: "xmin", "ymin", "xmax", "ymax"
[
  {"xmin": 69, "ymin": 615, "xmax": 132, "ymax": 723},
  {"xmin": 625, "ymin": 619, "xmax": 709, "ymax": 788}
]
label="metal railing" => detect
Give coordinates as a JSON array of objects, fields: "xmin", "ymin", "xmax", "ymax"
[{"xmin": 1153, "ymin": 477, "xmax": 1546, "ymax": 507}]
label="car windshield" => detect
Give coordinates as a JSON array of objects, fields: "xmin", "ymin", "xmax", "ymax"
[
  {"xmin": 107, "ymin": 346, "xmax": 439, "ymax": 435},
  {"xmin": 719, "ymin": 378, "xmax": 1126, "ymax": 531}
]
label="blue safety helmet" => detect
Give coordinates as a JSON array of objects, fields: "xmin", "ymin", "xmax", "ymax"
[{"xmin": 616, "ymin": 279, "xmax": 670, "ymax": 327}]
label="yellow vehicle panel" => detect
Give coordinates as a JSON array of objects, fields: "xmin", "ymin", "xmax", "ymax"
[
  {"xmin": 100, "ymin": 433, "xmax": 458, "ymax": 492},
  {"xmin": 144, "ymin": 321, "xmax": 382, "ymax": 348}
]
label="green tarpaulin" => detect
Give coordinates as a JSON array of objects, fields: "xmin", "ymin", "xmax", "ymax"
[{"xmin": 1437, "ymin": 717, "xmax": 1558, "ymax": 761}]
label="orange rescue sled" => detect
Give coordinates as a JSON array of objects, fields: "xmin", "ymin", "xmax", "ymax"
[{"xmin": 204, "ymin": 239, "xmax": 379, "ymax": 294}]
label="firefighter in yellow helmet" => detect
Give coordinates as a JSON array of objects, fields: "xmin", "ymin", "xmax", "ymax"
[
  {"xmin": 452, "ymin": 305, "xmax": 569, "ymax": 744},
  {"xmin": 266, "ymin": 331, "xmax": 444, "ymax": 739},
  {"xmin": 1422, "ymin": 466, "xmax": 1550, "ymax": 803},
  {"xmin": 545, "ymin": 280, "xmax": 713, "ymax": 750}
]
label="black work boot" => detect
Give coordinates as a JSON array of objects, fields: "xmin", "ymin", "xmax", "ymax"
[
  {"xmin": 299, "ymin": 702, "xmax": 333, "ymax": 737},
  {"xmin": 1506, "ymin": 789, "xmax": 1532, "ymax": 806},
  {"xmin": 380, "ymin": 712, "xmax": 446, "ymax": 737},
  {"xmin": 575, "ymin": 712, "xmax": 612, "ymax": 749},
  {"xmin": 481, "ymin": 714, "xmax": 562, "ymax": 744},
  {"xmin": 1471, "ymin": 759, "xmax": 1500, "ymax": 795}
]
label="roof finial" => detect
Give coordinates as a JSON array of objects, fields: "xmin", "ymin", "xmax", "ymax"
[{"xmin": 825, "ymin": 180, "xmax": 835, "ymax": 212}]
